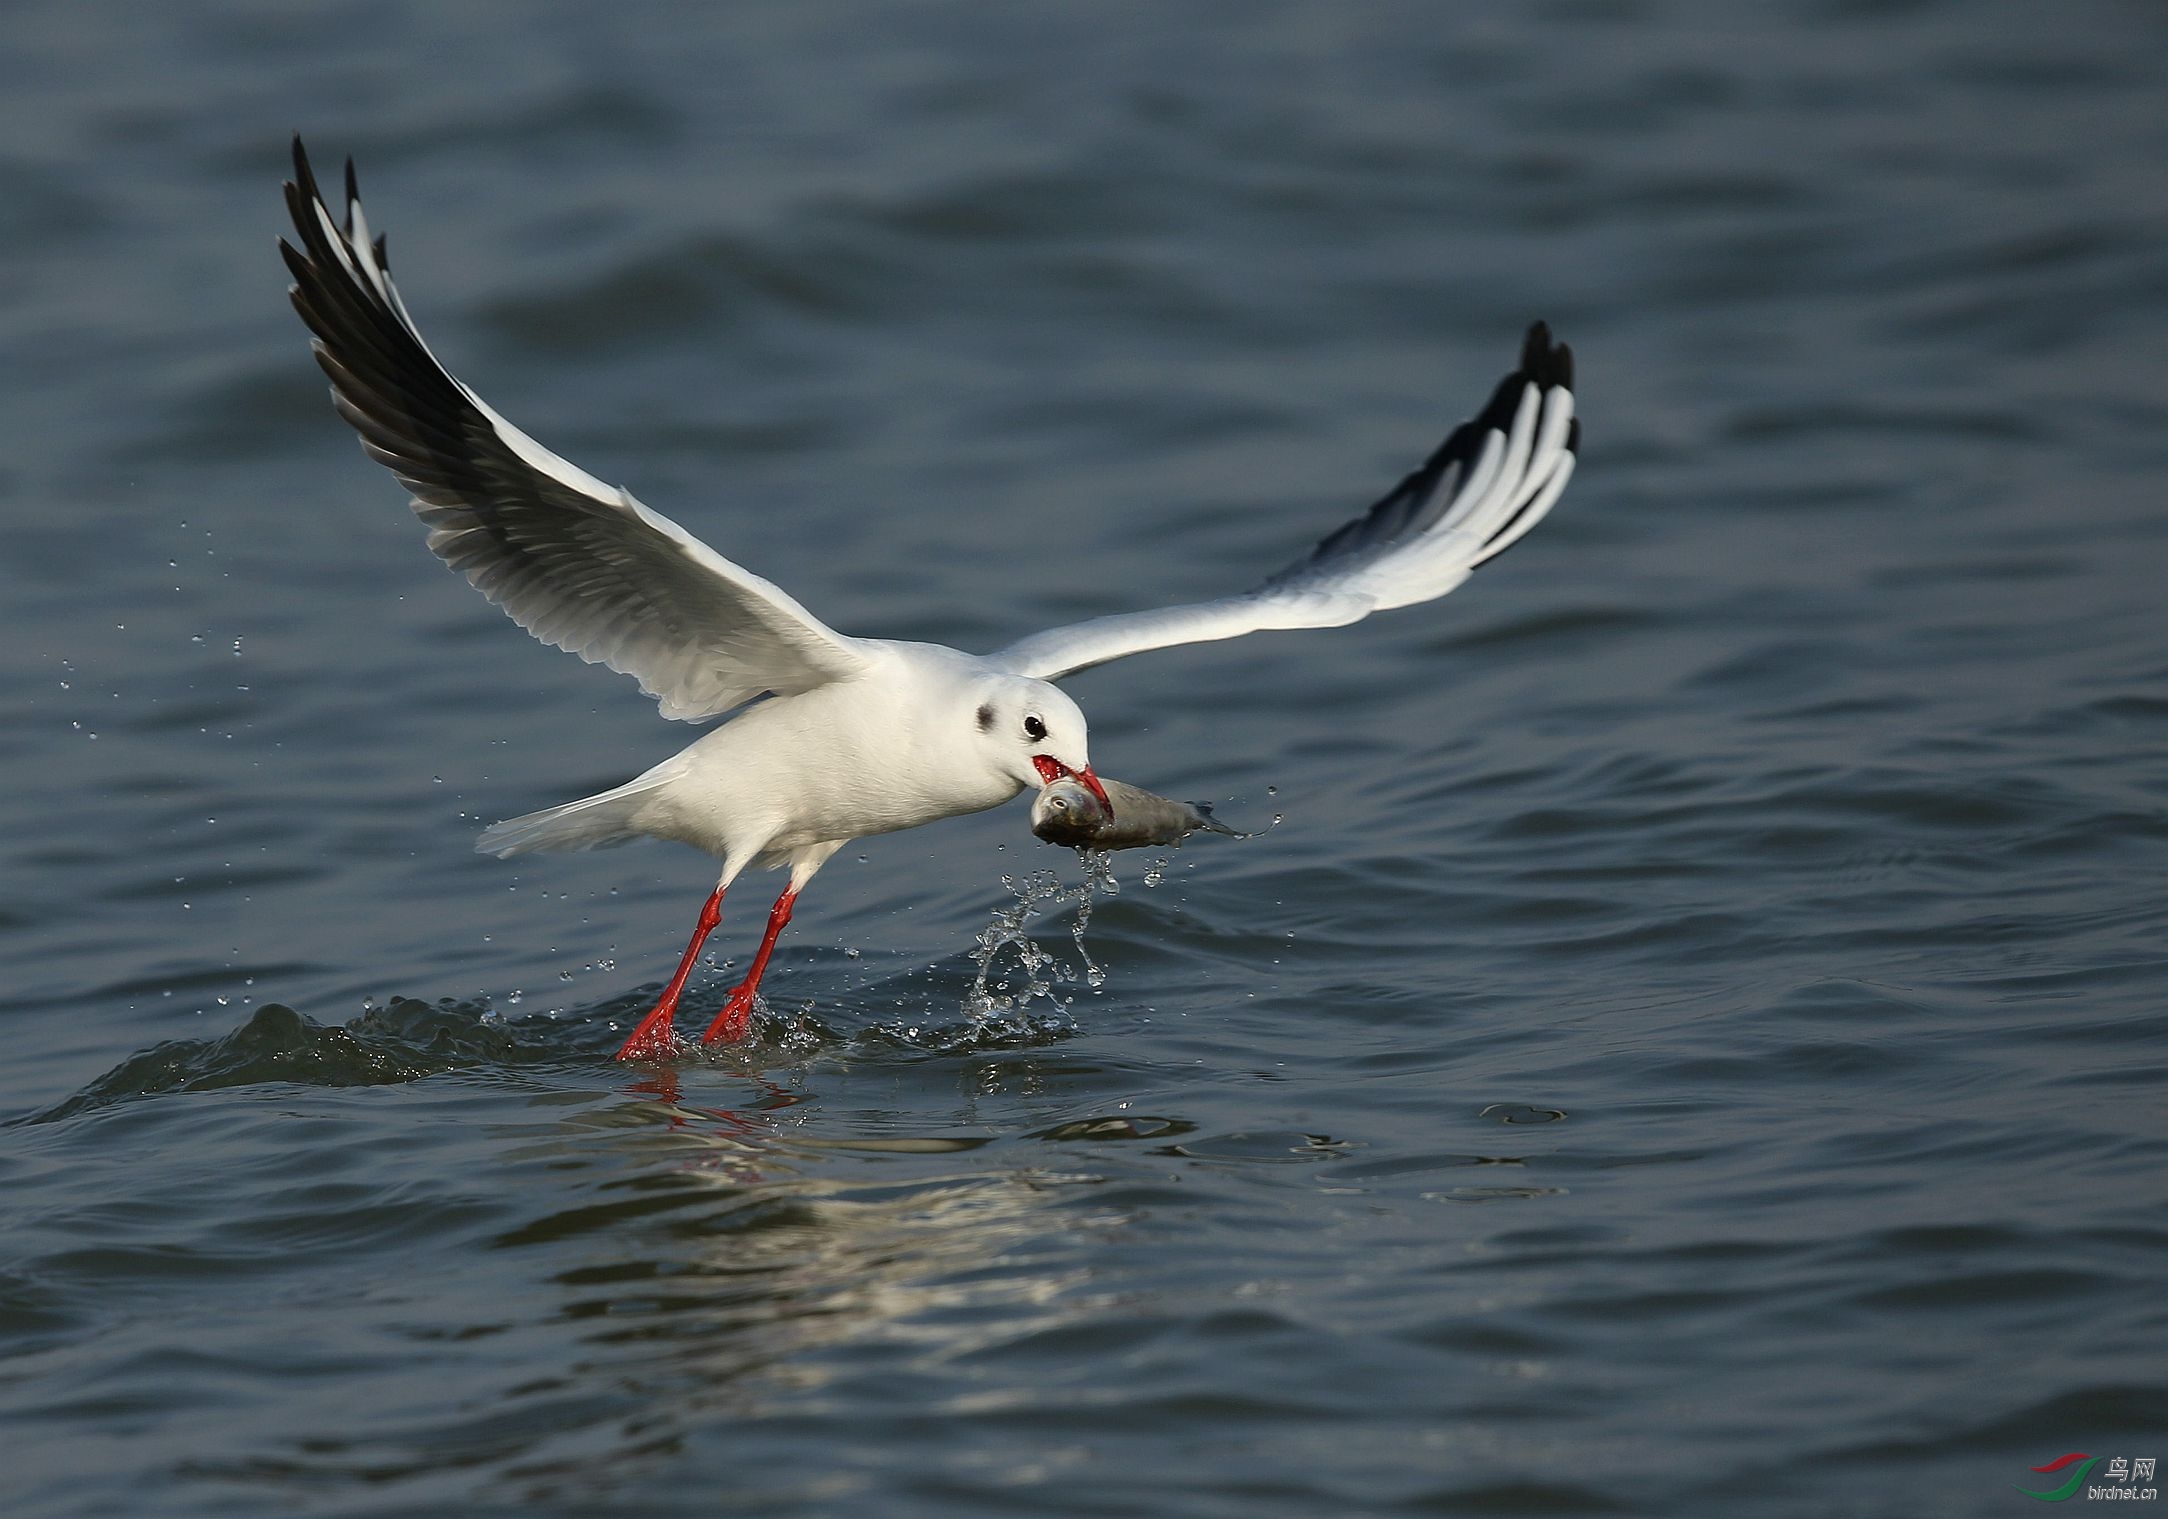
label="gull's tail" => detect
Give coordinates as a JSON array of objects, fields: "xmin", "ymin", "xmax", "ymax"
[{"xmin": 477, "ymin": 766, "xmax": 679, "ymax": 857}]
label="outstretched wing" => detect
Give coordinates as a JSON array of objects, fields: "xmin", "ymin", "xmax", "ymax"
[
  {"xmin": 989, "ymin": 324, "xmax": 1578, "ymax": 681},
  {"xmin": 280, "ymin": 138, "xmax": 872, "ymax": 720}
]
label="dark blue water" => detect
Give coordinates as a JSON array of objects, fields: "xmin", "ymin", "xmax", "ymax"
[{"xmin": 5, "ymin": 2, "xmax": 2166, "ymax": 1514}]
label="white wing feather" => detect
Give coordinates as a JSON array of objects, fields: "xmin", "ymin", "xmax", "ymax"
[
  {"xmin": 281, "ymin": 140, "xmax": 871, "ymax": 720},
  {"xmin": 990, "ymin": 325, "xmax": 1578, "ymax": 681}
]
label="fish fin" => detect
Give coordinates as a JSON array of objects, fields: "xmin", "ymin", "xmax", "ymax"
[{"xmin": 1188, "ymin": 802, "xmax": 1246, "ymax": 838}]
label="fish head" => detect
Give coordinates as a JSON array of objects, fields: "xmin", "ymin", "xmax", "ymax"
[{"xmin": 1030, "ymin": 776, "xmax": 1114, "ymax": 845}]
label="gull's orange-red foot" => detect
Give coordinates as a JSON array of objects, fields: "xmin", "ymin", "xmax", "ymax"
[
  {"xmin": 614, "ymin": 1003, "xmax": 682, "ymax": 1062},
  {"xmin": 701, "ymin": 989, "xmax": 758, "ymax": 1045}
]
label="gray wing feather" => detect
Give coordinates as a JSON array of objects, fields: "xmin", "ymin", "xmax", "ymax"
[{"xmin": 282, "ymin": 139, "xmax": 870, "ymax": 720}]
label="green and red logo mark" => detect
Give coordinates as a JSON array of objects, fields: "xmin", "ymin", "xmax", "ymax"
[
  {"xmin": 2017, "ymin": 1454, "xmax": 2098, "ymax": 1502},
  {"xmin": 2017, "ymin": 1454, "xmax": 2160, "ymax": 1502}
]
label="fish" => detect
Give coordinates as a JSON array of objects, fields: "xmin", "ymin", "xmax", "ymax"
[{"xmin": 1030, "ymin": 776, "xmax": 1246, "ymax": 850}]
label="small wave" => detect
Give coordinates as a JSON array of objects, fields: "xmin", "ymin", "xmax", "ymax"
[{"xmin": 19, "ymin": 999, "xmax": 573, "ymax": 1125}]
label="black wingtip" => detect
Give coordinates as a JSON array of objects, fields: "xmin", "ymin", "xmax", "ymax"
[
  {"xmin": 1518, "ymin": 321, "xmax": 1573, "ymax": 392},
  {"xmin": 1526, "ymin": 324, "xmax": 1580, "ymax": 451},
  {"xmin": 1521, "ymin": 320, "xmax": 1550, "ymax": 372},
  {"xmin": 1470, "ymin": 321, "xmax": 1569, "ymax": 439},
  {"xmin": 287, "ymin": 138, "xmax": 330, "ymax": 227}
]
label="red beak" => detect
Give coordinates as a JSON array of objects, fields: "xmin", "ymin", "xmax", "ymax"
[{"xmin": 1032, "ymin": 755, "xmax": 1113, "ymax": 817}]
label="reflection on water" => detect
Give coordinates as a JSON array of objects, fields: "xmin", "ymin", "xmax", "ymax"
[
  {"xmin": 1032, "ymin": 1115, "xmax": 1194, "ymax": 1142},
  {"xmin": 490, "ymin": 1074, "xmax": 1105, "ymax": 1465},
  {"xmin": 130, "ymin": 1038, "xmax": 1148, "ymax": 1505}
]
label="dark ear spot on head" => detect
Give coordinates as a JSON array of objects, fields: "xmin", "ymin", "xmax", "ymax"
[{"xmin": 976, "ymin": 703, "xmax": 995, "ymax": 733}]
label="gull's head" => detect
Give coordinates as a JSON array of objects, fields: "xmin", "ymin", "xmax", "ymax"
[{"xmin": 971, "ymin": 678, "xmax": 1110, "ymax": 815}]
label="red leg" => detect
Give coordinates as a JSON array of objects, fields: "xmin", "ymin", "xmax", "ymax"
[
  {"xmin": 701, "ymin": 887, "xmax": 797, "ymax": 1044},
  {"xmin": 614, "ymin": 886, "xmax": 725, "ymax": 1061}
]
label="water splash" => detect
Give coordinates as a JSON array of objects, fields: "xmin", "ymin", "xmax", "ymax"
[{"xmin": 964, "ymin": 851, "xmax": 1123, "ymax": 1019}]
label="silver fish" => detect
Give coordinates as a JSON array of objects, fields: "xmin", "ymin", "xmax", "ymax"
[{"xmin": 1031, "ymin": 776, "xmax": 1244, "ymax": 850}]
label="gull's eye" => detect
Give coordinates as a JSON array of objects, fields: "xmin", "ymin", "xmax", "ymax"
[{"xmin": 1022, "ymin": 714, "xmax": 1048, "ymax": 742}]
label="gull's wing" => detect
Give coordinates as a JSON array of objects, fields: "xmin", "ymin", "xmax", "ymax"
[
  {"xmin": 280, "ymin": 138, "xmax": 872, "ymax": 720},
  {"xmin": 989, "ymin": 324, "xmax": 1578, "ymax": 681}
]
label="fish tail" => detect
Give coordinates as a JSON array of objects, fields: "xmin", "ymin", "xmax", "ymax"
[{"xmin": 1191, "ymin": 801, "xmax": 1245, "ymax": 838}]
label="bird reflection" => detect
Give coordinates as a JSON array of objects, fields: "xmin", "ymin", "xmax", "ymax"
[
  {"xmin": 500, "ymin": 1067, "xmax": 1100, "ymax": 1462},
  {"xmin": 621, "ymin": 1066, "xmax": 802, "ymax": 1138}
]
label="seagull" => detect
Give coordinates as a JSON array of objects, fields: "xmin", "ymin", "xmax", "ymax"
[{"xmin": 279, "ymin": 138, "xmax": 1579, "ymax": 1061}]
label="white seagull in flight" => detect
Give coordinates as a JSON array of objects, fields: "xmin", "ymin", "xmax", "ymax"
[{"xmin": 280, "ymin": 139, "xmax": 1580, "ymax": 1060}]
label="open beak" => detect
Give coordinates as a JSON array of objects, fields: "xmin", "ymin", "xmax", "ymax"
[{"xmin": 1032, "ymin": 755, "xmax": 1113, "ymax": 817}]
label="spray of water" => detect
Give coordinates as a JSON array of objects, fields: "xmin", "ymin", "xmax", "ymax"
[{"xmin": 963, "ymin": 848, "xmax": 1147, "ymax": 1019}]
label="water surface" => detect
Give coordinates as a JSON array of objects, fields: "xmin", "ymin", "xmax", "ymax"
[{"xmin": 4, "ymin": 2, "xmax": 2166, "ymax": 1515}]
